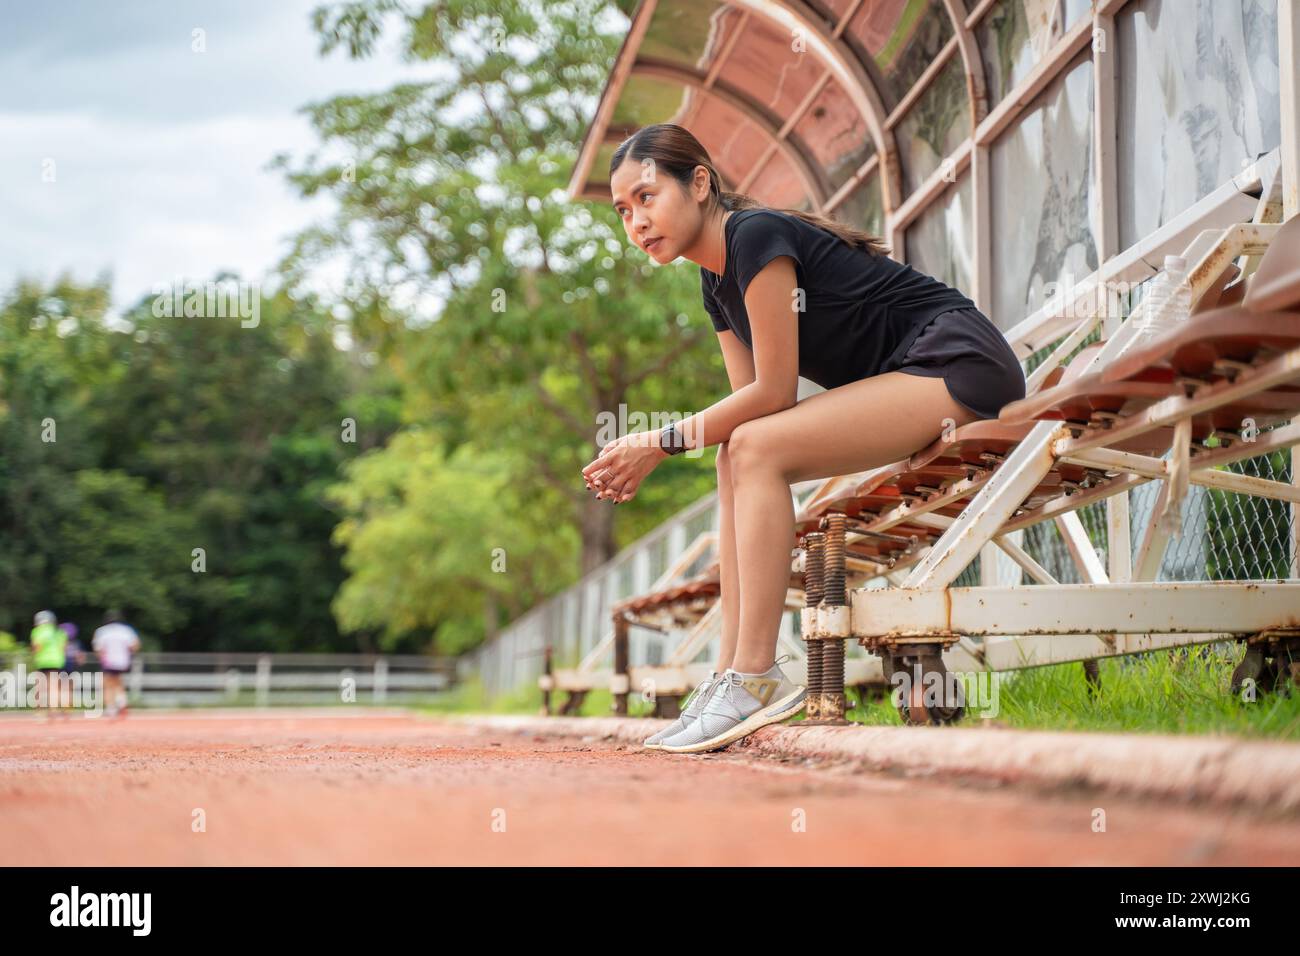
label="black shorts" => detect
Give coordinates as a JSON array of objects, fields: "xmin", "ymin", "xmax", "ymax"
[{"xmin": 891, "ymin": 307, "xmax": 1026, "ymax": 421}]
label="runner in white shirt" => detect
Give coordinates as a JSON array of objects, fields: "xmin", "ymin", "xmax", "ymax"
[{"xmin": 92, "ymin": 610, "xmax": 140, "ymax": 718}]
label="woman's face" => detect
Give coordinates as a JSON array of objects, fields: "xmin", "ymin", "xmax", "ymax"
[{"xmin": 609, "ymin": 157, "xmax": 704, "ymax": 264}]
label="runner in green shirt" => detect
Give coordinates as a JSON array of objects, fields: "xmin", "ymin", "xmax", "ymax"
[{"xmin": 30, "ymin": 610, "xmax": 67, "ymax": 713}]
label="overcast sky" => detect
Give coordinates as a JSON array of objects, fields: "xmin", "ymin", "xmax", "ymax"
[{"xmin": 0, "ymin": 0, "xmax": 436, "ymax": 312}]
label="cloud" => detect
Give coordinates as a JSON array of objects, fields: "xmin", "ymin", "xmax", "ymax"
[{"xmin": 0, "ymin": 0, "xmax": 432, "ymax": 312}]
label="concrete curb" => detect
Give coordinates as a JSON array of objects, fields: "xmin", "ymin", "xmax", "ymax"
[{"xmin": 439, "ymin": 713, "xmax": 1300, "ymax": 815}]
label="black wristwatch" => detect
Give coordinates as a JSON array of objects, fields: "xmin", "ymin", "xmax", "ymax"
[{"xmin": 658, "ymin": 422, "xmax": 686, "ymax": 455}]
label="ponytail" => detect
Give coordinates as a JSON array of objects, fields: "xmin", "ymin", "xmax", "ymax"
[{"xmin": 717, "ymin": 190, "xmax": 890, "ymax": 257}]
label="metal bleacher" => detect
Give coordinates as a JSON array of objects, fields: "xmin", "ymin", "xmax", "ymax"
[{"xmin": 543, "ymin": 150, "xmax": 1300, "ymax": 725}]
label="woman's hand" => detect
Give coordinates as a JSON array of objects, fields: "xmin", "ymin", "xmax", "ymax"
[{"xmin": 582, "ymin": 431, "xmax": 667, "ymax": 503}]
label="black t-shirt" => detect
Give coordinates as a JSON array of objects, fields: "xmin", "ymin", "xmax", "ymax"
[{"xmin": 701, "ymin": 207, "xmax": 977, "ymax": 390}]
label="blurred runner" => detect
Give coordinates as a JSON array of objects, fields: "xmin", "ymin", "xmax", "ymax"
[
  {"xmin": 59, "ymin": 622, "xmax": 86, "ymax": 710},
  {"xmin": 30, "ymin": 610, "xmax": 67, "ymax": 717},
  {"xmin": 93, "ymin": 610, "xmax": 140, "ymax": 718}
]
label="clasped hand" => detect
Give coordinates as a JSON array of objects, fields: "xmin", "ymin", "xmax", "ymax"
[{"xmin": 581, "ymin": 431, "xmax": 667, "ymax": 503}]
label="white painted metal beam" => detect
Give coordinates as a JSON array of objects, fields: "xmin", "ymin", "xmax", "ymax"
[{"xmin": 852, "ymin": 583, "xmax": 1300, "ymax": 638}]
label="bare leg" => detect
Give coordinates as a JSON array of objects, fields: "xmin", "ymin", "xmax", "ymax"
[
  {"xmin": 726, "ymin": 372, "xmax": 982, "ymax": 674},
  {"xmin": 104, "ymin": 673, "xmax": 122, "ymax": 716},
  {"xmin": 714, "ymin": 442, "xmax": 739, "ymax": 674}
]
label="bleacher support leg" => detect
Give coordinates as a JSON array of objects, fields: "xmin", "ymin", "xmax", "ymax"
[
  {"xmin": 815, "ymin": 514, "xmax": 850, "ymax": 724},
  {"xmin": 1231, "ymin": 629, "xmax": 1300, "ymax": 697},
  {"xmin": 802, "ymin": 532, "xmax": 825, "ymax": 720},
  {"xmin": 654, "ymin": 695, "xmax": 681, "ymax": 718},
  {"xmin": 542, "ymin": 645, "xmax": 553, "ymax": 716},
  {"xmin": 612, "ymin": 613, "xmax": 629, "ymax": 716}
]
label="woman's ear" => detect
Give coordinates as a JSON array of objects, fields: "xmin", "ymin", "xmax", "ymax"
[{"xmin": 693, "ymin": 164, "xmax": 710, "ymax": 201}]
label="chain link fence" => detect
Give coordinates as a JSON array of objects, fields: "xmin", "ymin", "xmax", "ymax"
[{"xmin": 1017, "ymin": 278, "xmax": 1293, "ymax": 589}]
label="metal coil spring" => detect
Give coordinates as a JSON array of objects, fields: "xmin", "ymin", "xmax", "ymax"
[
  {"xmin": 804, "ymin": 532, "xmax": 826, "ymax": 606},
  {"xmin": 823, "ymin": 514, "xmax": 846, "ymax": 606},
  {"xmin": 821, "ymin": 515, "xmax": 847, "ymax": 699},
  {"xmin": 803, "ymin": 533, "xmax": 825, "ymax": 700}
]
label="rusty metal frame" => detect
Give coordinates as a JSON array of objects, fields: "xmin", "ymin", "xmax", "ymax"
[
  {"xmin": 567, "ymin": 0, "xmax": 904, "ymax": 218},
  {"xmin": 853, "ymin": 582, "xmax": 1300, "ymax": 640},
  {"xmin": 898, "ymin": 267, "xmax": 1298, "ymax": 658},
  {"xmin": 738, "ymin": 0, "xmax": 902, "ymax": 212},
  {"xmin": 572, "ymin": 0, "xmax": 1146, "ymax": 269},
  {"xmin": 555, "ymin": 1, "xmax": 1300, "ymax": 718},
  {"xmin": 632, "ymin": 57, "xmax": 831, "ymax": 209},
  {"xmin": 898, "ymin": 217, "xmax": 1285, "ymax": 589},
  {"xmin": 790, "ymin": 181, "xmax": 1299, "ymax": 719},
  {"xmin": 567, "ymin": 0, "xmax": 659, "ymax": 201},
  {"xmin": 883, "ymin": 0, "xmax": 1134, "ymax": 260}
]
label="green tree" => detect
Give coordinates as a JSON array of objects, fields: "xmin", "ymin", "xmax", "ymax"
[
  {"xmin": 278, "ymin": 0, "xmax": 725, "ymax": 593},
  {"xmin": 52, "ymin": 470, "xmax": 197, "ymax": 636},
  {"xmin": 328, "ymin": 428, "xmax": 576, "ymax": 653},
  {"xmin": 0, "ymin": 278, "xmax": 118, "ymax": 635},
  {"xmin": 94, "ymin": 283, "xmax": 396, "ymax": 651},
  {"xmin": 0, "ymin": 276, "xmax": 400, "ymax": 653}
]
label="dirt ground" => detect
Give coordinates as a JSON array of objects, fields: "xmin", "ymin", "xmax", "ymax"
[{"xmin": 4, "ymin": 709, "xmax": 1299, "ymax": 866}]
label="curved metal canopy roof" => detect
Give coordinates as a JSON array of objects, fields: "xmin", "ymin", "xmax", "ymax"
[{"xmin": 568, "ymin": 0, "xmax": 993, "ymax": 218}]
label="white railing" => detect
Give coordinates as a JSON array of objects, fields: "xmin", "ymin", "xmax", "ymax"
[{"xmin": 0, "ymin": 652, "xmax": 458, "ymax": 708}]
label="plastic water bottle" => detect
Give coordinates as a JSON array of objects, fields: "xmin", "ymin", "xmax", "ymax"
[{"xmin": 1136, "ymin": 255, "xmax": 1191, "ymax": 340}]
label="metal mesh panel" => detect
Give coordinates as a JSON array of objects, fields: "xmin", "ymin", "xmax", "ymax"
[
  {"xmin": 1017, "ymin": 502, "xmax": 1108, "ymax": 584},
  {"xmin": 1015, "ymin": 279, "xmax": 1295, "ymax": 584},
  {"xmin": 1202, "ymin": 445, "xmax": 1294, "ymax": 580},
  {"xmin": 1131, "ymin": 433, "xmax": 1294, "ymax": 582}
]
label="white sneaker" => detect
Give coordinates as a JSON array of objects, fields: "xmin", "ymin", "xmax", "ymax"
[
  {"xmin": 642, "ymin": 671, "xmax": 721, "ymax": 749},
  {"xmin": 659, "ymin": 656, "xmax": 805, "ymax": 754}
]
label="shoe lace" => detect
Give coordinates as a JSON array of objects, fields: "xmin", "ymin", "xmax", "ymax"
[
  {"xmin": 685, "ymin": 674, "xmax": 719, "ymax": 710},
  {"xmin": 703, "ymin": 671, "xmax": 746, "ymax": 713}
]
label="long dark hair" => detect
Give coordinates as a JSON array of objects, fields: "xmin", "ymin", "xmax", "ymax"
[{"xmin": 609, "ymin": 123, "xmax": 890, "ymax": 257}]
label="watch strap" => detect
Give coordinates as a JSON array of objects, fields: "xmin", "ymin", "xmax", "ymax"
[{"xmin": 660, "ymin": 422, "xmax": 685, "ymax": 455}]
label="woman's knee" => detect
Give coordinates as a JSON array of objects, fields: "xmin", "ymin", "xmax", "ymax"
[{"xmin": 726, "ymin": 420, "xmax": 778, "ymax": 476}]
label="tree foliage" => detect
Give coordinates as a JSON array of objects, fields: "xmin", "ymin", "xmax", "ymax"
[
  {"xmin": 278, "ymin": 0, "xmax": 726, "ymax": 643},
  {"xmin": 5, "ymin": 0, "xmax": 727, "ymax": 658},
  {"xmin": 0, "ymin": 277, "xmax": 400, "ymax": 651}
]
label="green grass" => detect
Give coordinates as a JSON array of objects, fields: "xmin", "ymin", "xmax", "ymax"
[
  {"xmin": 839, "ymin": 646, "xmax": 1300, "ymax": 740},
  {"xmin": 413, "ymin": 673, "xmax": 543, "ymax": 715},
  {"xmin": 420, "ymin": 645, "xmax": 1300, "ymax": 741}
]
